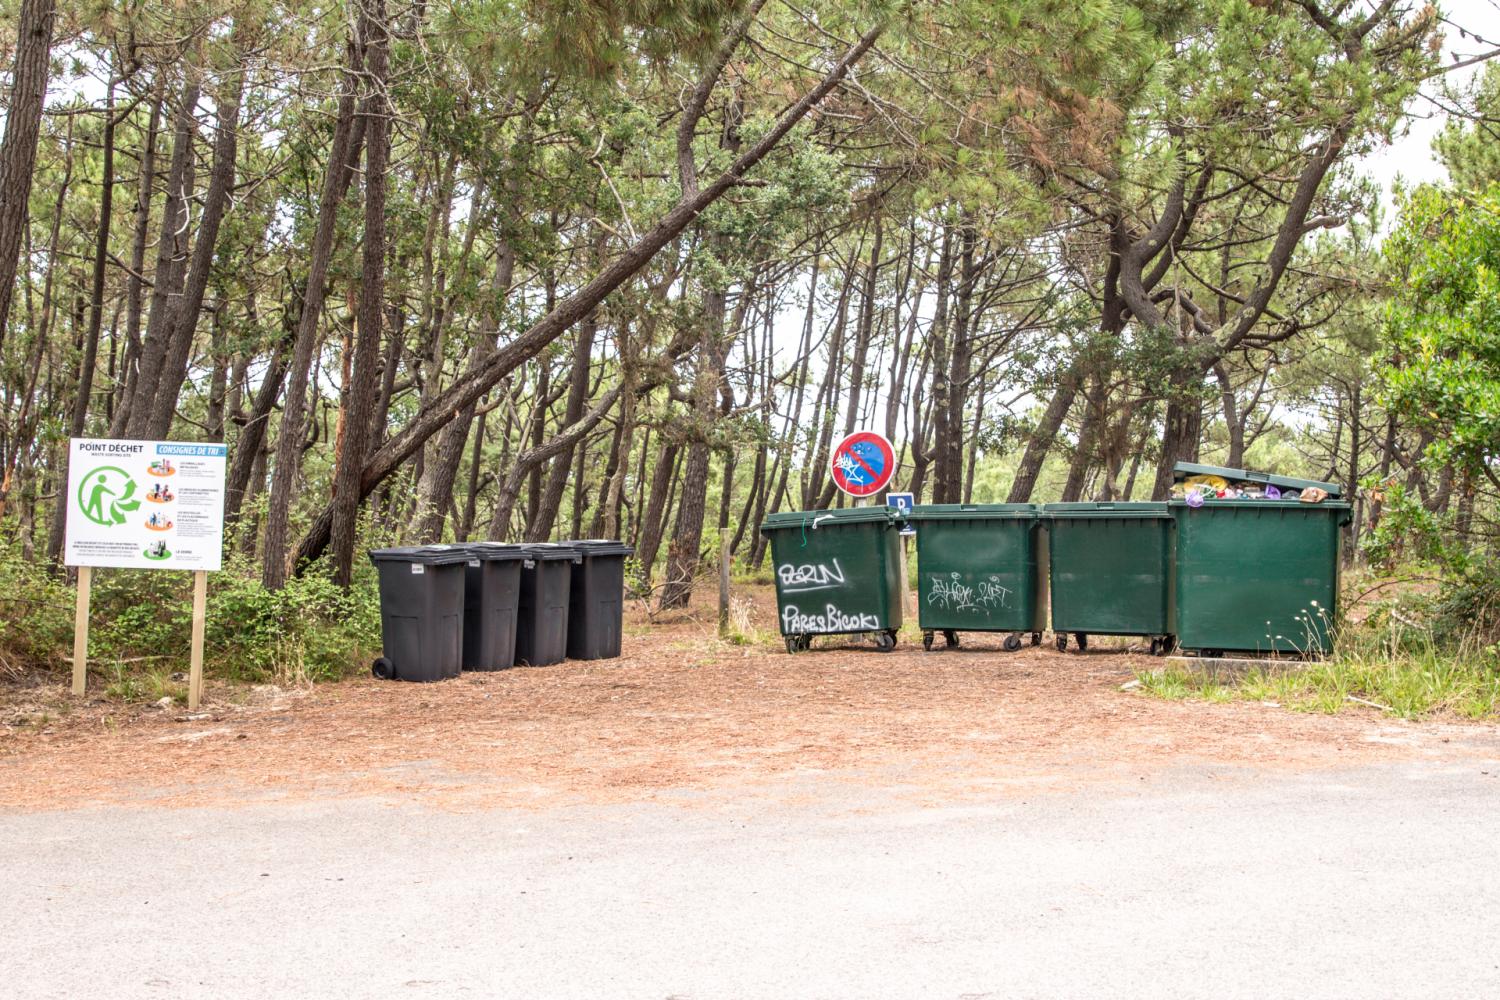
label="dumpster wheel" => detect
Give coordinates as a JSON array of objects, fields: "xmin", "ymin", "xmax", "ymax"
[
  {"xmin": 943, "ymin": 629, "xmax": 960, "ymax": 648},
  {"xmin": 785, "ymin": 634, "xmax": 812, "ymax": 654},
  {"xmin": 1074, "ymin": 632, "xmax": 1088, "ymax": 651},
  {"xmin": 1055, "ymin": 633, "xmax": 1068, "ymax": 652},
  {"xmin": 872, "ymin": 630, "xmax": 897, "ymax": 653},
  {"xmin": 1003, "ymin": 633, "xmax": 1023, "ymax": 652},
  {"xmin": 371, "ymin": 656, "xmax": 395, "ymax": 680},
  {"xmin": 1030, "ymin": 631, "xmax": 1042, "ymax": 647},
  {"xmin": 921, "ymin": 631, "xmax": 934, "ymax": 652}
]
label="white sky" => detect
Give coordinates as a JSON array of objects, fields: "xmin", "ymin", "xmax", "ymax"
[{"xmin": 1361, "ymin": 0, "xmax": 1500, "ymax": 205}]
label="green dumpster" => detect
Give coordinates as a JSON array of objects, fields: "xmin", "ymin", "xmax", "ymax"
[
  {"xmin": 1044, "ymin": 502, "xmax": 1175, "ymax": 655},
  {"xmin": 905, "ymin": 504, "xmax": 1045, "ymax": 652},
  {"xmin": 759, "ymin": 507, "xmax": 905, "ymax": 653},
  {"xmin": 1169, "ymin": 463, "xmax": 1351, "ymax": 656}
]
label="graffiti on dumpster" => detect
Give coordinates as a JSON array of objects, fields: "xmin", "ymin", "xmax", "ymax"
[
  {"xmin": 781, "ymin": 603, "xmax": 881, "ymax": 633},
  {"xmin": 928, "ymin": 572, "xmax": 1011, "ymax": 614},
  {"xmin": 777, "ymin": 558, "xmax": 848, "ymax": 594}
]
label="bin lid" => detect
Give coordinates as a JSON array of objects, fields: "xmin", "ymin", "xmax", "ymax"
[
  {"xmin": 1171, "ymin": 462, "xmax": 1342, "ymax": 498},
  {"xmin": 759, "ymin": 507, "xmax": 902, "ymax": 535},
  {"xmin": 1044, "ymin": 502, "xmax": 1171, "ymax": 519},
  {"xmin": 519, "ymin": 542, "xmax": 582, "ymax": 562},
  {"xmin": 368, "ymin": 545, "xmax": 472, "ymax": 566},
  {"xmin": 904, "ymin": 503, "xmax": 1037, "ymax": 521},
  {"xmin": 1169, "ymin": 497, "xmax": 1352, "ymax": 512},
  {"xmin": 462, "ymin": 542, "xmax": 531, "ymax": 562},
  {"xmin": 566, "ymin": 539, "xmax": 635, "ymax": 557}
]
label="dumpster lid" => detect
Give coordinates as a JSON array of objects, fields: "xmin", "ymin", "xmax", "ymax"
[
  {"xmin": 1170, "ymin": 497, "xmax": 1352, "ymax": 512},
  {"xmin": 1171, "ymin": 462, "xmax": 1342, "ymax": 498},
  {"xmin": 519, "ymin": 542, "xmax": 582, "ymax": 561},
  {"xmin": 759, "ymin": 507, "xmax": 902, "ymax": 534},
  {"xmin": 1044, "ymin": 502, "xmax": 1171, "ymax": 519},
  {"xmin": 904, "ymin": 503, "xmax": 1037, "ymax": 521},
  {"xmin": 368, "ymin": 545, "xmax": 472, "ymax": 566},
  {"xmin": 463, "ymin": 542, "xmax": 530, "ymax": 562},
  {"xmin": 567, "ymin": 539, "xmax": 635, "ymax": 557}
]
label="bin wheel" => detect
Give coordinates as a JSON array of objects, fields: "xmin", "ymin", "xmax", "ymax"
[
  {"xmin": 873, "ymin": 631, "xmax": 896, "ymax": 653},
  {"xmin": 1003, "ymin": 633, "xmax": 1023, "ymax": 653},
  {"xmin": 372, "ymin": 656, "xmax": 395, "ymax": 680},
  {"xmin": 1162, "ymin": 636, "xmax": 1177, "ymax": 654},
  {"xmin": 1055, "ymin": 633, "xmax": 1068, "ymax": 652},
  {"xmin": 1149, "ymin": 637, "xmax": 1163, "ymax": 657},
  {"xmin": 1031, "ymin": 631, "xmax": 1042, "ymax": 647},
  {"xmin": 1203, "ymin": 649, "xmax": 1224, "ymax": 660},
  {"xmin": 785, "ymin": 636, "xmax": 800, "ymax": 655},
  {"xmin": 922, "ymin": 631, "xmax": 934, "ymax": 652},
  {"xmin": 943, "ymin": 630, "xmax": 960, "ymax": 648},
  {"xmin": 1075, "ymin": 633, "xmax": 1088, "ymax": 651}
]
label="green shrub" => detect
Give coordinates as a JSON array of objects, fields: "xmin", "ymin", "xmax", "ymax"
[
  {"xmin": 0, "ymin": 543, "xmax": 381, "ymax": 688},
  {"xmin": 205, "ymin": 560, "xmax": 382, "ymax": 683}
]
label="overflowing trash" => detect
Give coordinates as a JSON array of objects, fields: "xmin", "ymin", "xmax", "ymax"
[{"xmin": 1168, "ymin": 463, "xmax": 1338, "ymax": 505}]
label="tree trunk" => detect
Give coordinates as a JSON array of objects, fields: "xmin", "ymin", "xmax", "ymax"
[
  {"xmin": 635, "ymin": 441, "xmax": 679, "ymax": 587},
  {"xmin": 328, "ymin": 0, "xmax": 390, "ymax": 587},
  {"xmin": 45, "ymin": 69, "xmax": 117, "ymax": 564},
  {"xmin": 935, "ymin": 222, "xmax": 975, "ymax": 503},
  {"xmin": 1151, "ymin": 367, "xmax": 1203, "ymax": 500},
  {"xmin": 118, "ymin": 76, "xmax": 200, "ymax": 437},
  {"xmin": 659, "ymin": 283, "xmax": 725, "ymax": 608},
  {"xmin": 224, "ymin": 336, "xmax": 290, "ymax": 525},
  {"xmin": 926, "ymin": 227, "xmax": 955, "ymax": 501},
  {"xmin": 413, "ymin": 228, "xmax": 514, "ymax": 543},
  {"xmin": 0, "ymin": 0, "xmax": 56, "ymax": 352},
  {"xmin": 591, "ymin": 416, "xmax": 626, "ymax": 538},
  {"xmin": 260, "ymin": 37, "xmax": 365, "ymax": 588},
  {"xmin": 527, "ymin": 315, "xmax": 595, "ymax": 541},
  {"xmin": 114, "ymin": 79, "xmax": 163, "ymax": 422},
  {"xmin": 1006, "ymin": 370, "xmax": 1077, "ymax": 503},
  {"xmin": 1215, "ymin": 361, "xmax": 1245, "ymax": 468},
  {"xmin": 143, "ymin": 46, "xmax": 247, "ymax": 440}
]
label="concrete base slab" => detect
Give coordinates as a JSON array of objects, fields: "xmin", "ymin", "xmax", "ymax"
[{"xmin": 1164, "ymin": 654, "xmax": 1325, "ymax": 678}]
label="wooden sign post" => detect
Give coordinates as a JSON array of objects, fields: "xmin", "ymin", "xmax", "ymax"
[
  {"xmin": 72, "ymin": 566, "xmax": 91, "ymax": 697},
  {"xmin": 189, "ymin": 570, "xmax": 207, "ymax": 710}
]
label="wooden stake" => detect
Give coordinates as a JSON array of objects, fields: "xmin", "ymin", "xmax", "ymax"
[
  {"xmin": 188, "ymin": 570, "xmax": 207, "ymax": 711},
  {"xmin": 72, "ymin": 566, "xmax": 92, "ymax": 697},
  {"xmin": 717, "ymin": 527, "xmax": 731, "ymax": 637}
]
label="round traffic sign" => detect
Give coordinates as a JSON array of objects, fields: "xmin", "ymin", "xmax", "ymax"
[{"xmin": 830, "ymin": 430, "xmax": 897, "ymax": 498}]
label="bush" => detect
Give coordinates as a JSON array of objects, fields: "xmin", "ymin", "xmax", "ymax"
[
  {"xmin": 0, "ymin": 543, "xmax": 381, "ymax": 689},
  {"xmin": 205, "ymin": 559, "xmax": 382, "ymax": 684}
]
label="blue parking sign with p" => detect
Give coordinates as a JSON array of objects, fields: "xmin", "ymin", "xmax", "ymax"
[{"xmin": 886, "ymin": 491, "xmax": 915, "ymax": 534}]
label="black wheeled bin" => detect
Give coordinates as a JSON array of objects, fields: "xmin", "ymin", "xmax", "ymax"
[
  {"xmin": 759, "ymin": 507, "xmax": 905, "ymax": 653},
  {"xmin": 368, "ymin": 546, "xmax": 469, "ymax": 681},
  {"xmin": 565, "ymin": 539, "xmax": 634, "ymax": 660},
  {"xmin": 515, "ymin": 543, "xmax": 580, "ymax": 666},
  {"xmin": 460, "ymin": 542, "xmax": 529, "ymax": 670},
  {"xmin": 904, "ymin": 504, "xmax": 1046, "ymax": 652},
  {"xmin": 1169, "ymin": 463, "xmax": 1350, "ymax": 656},
  {"xmin": 1044, "ymin": 502, "xmax": 1175, "ymax": 655}
]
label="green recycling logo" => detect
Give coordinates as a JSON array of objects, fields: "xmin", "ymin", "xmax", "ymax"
[{"xmin": 77, "ymin": 466, "xmax": 141, "ymax": 527}]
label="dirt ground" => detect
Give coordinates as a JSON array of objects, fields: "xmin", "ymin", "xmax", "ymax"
[{"xmin": 2, "ymin": 584, "xmax": 1496, "ymax": 812}]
